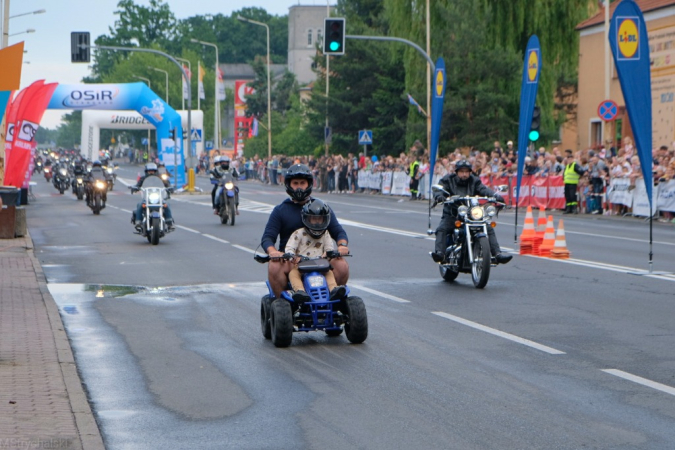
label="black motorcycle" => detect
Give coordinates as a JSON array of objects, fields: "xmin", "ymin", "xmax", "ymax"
[
  {"xmin": 431, "ymin": 186, "xmax": 505, "ymax": 289},
  {"xmin": 216, "ymin": 172, "xmax": 237, "ymax": 226},
  {"xmin": 87, "ymin": 177, "xmax": 108, "ymax": 215},
  {"xmin": 53, "ymin": 166, "xmax": 71, "ymax": 195}
]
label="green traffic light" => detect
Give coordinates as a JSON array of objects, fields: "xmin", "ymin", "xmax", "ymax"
[
  {"xmin": 528, "ymin": 130, "xmax": 540, "ymax": 141},
  {"xmin": 329, "ymin": 41, "xmax": 340, "ymax": 52}
]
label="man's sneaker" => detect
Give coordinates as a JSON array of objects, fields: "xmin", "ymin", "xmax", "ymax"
[
  {"xmin": 430, "ymin": 252, "xmax": 444, "ymax": 263},
  {"xmin": 494, "ymin": 253, "xmax": 513, "ymax": 264},
  {"xmin": 292, "ymin": 290, "xmax": 311, "ymax": 303},
  {"xmin": 329, "ymin": 286, "xmax": 347, "ymax": 300}
]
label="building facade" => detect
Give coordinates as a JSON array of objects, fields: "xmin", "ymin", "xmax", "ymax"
[
  {"xmin": 288, "ymin": 5, "xmax": 336, "ymax": 85},
  {"xmin": 576, "ymin": 0, "xmax": 675, "ymax": 151}
]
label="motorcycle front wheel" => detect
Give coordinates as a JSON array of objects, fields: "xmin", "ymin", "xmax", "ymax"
[
  {"xmin": 93, "ymin": 193, "xmax": 102, "ymax": 215},
  {"xmin": 227, "ymin": 197, "xmax": 236, "ymax": 226},
  {"xmin": 150, "ymin": 217, "xmax": 161, "ymax": 245},
  {"xmin": 471, "ymin": 236, "xmax": 491, "ymax": 289}
]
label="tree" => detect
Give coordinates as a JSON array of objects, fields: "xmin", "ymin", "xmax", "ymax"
[{"xmin": 56, "ymin": 111, "xmax": 82, "ymax": 149}]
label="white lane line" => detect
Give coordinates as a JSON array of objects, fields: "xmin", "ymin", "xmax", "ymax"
[
  {"xmin": 339, "ymin": 218, "xmax": 429, "ymax": 238},
  {"xmin": 432, "ymin": 311, "xmax": 566, "ymax": 355},
  {"xmin": 601, "ymin": 369, "xmax": 675, "ymax": 396},
  {"xmin": 175, "ymin": 225, "xmax": 200, "ymax": 234},
  {"xmin": 232, "ymin": 244, "xmax": 256, "ymax": 254},
  {"xmin": 203, "ymin": 234, "xmax": 230, "ymax": 244},
  {"xmin": 349, "ymin": 284, "xmax": 411, "ymax": 303}
]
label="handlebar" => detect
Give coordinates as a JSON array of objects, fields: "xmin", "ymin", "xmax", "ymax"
[{"xmin": 254, "ymin": 251, "xmax": 352, "ymax": 264}]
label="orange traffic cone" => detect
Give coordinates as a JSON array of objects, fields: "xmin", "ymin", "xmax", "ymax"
[
  {"xmin": 538, "ymin": 215, "xmax": 556, "ymax": 257},
  {"xmin": 549, "ymin": 219, "xmax": 570, "ymax": 259},
  {"xmin": 519, "ymin": 206, "xmax": 536, "ymax": 255},
  {"xmin": 532, "ymin": 207, "xmax": 547, "ymax": 254}
]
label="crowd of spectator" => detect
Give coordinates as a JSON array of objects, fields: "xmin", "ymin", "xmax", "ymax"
[{"xmin": 194, "ymin": 135, "xmax": 675, "ymax": 222}]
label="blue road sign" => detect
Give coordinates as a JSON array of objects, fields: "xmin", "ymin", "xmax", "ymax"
[
  {"xmin": 598, "ymin": 100, "xmax": 618, "ymax": 122},
  {"xmin": 141, "ymin": 137, "xmax": 148, "ymax": 145},
  {"xmin": 191, "ymin": 128, "xmax": 202, "ymax": 142},
  {"xmin": 358, "ymin": 130, "xmax": 372, "ymax": 145}
]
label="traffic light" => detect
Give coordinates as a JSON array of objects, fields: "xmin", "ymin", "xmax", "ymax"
[
  {"xmin": 529, "ymin": 106, "xmax": 541, "ymax": 141},
  {"xmin": 324, "ymin": 18, "xmax": 346, "ymax": 55},
  {"xmin": 71, "ymin": 32, "xmax": 90, "ymax": 63}
]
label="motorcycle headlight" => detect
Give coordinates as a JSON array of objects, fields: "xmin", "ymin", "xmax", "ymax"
[
  {"xmin": 161, "ymin": 174, "xmax": 168, "ymax": 180},
  {"xmin": 457, "ymin": 205, "xmax": 468, "ymax": 217},
  {"xmin": 59, "ymin": 168, "xmax": 67, "ymax": 176},
  {"xmin": 148, "ymin": 193, "xmax": 161, "ymax": 204},
  {"xmin": 95, "ymin": 181, "xmax": 106, "ymax": 189},
  {"xmin": 485, "ymin": 205, "xmax": 497, "ymax": 217},
  {"xmin": 106, "ymin": 168, "xmax": 113, "ymax": 174},
  {"xmin": 76, "ymin": 178, "xmax": 83, "ymax": 183},
  {"xmin": 307, "ymin": 275, "xmax": 324, "ymax": 288},
  {"xmin": 224, "ymin": 182, "xmax": 234, "ymax": 190},
  {"xmin": 470, "ymin": 206, "xmax": 484, "ymax": 220}
]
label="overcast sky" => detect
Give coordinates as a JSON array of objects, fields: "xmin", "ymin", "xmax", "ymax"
[{"xmin": 11, "ymin": 0, "xmax": 331, "ymax": 128}]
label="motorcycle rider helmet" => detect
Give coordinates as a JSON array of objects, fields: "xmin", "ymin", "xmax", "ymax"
[
  {"xmin": 301, "ymin": 199, "xmax": 331, "ymax": 239},
  {"xmin": 144, "ymin": 162, "xmax": 158, "ymax": 176},
  {"xmin": 284, "ymin": 164, "xmax": 313, "ymax": 203},
  {"xmin": 455, "ymin": 160, "xmax": 472, "ymax": 173},
  {"xmin": 92, "ymin": 160, "xmax": 102, "ymax": 168},
  {"xmin": 220, "ymin": 155, "xmax": 231, "ymax": 170},
  {"xmin": 213, "ymin": 156, "xmax": 222, "ymax": 165}
]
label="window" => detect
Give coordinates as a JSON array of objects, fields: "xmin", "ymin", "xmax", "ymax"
[
  {"xmin": 590, "ymin": 119, "xmax": 603, "ymax": 147},
  {"xmin": 317, "ymin": 29, "xmax": 322, "ymax": 46},
  {"xmin": 307, "ymin": 29, "xmax": 313, "ymax": 47}
]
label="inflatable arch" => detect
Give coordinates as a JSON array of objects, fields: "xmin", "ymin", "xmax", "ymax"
[{"xmin": 47, "ymin": 82, "xmax": 195, "ymax": 186}]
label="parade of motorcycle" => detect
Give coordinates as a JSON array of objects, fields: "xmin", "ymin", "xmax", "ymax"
[{"xmin": 3, "ymin": 0, "xmax": 675, "ymax": 449}]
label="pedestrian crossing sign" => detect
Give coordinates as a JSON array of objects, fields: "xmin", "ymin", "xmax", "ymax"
[
  {"xmin": 191, "ymin": 129, "xmax": 202, "ymax": 142},
  {"xmin": 358, "ymin": 130, "xmax": 372, "ymax": 145}
]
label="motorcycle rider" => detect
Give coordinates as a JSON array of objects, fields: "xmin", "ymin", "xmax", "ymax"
[
  {"xmin": 71, "ymin": 160, "xmax": 86, "ymax": 191},
  {"xmin": 131, "ymin": 162, "xmax": 175, "ymax": 232},
  {"xmin": 261, "ymin": 164, "xmax": 350, "ymax": 300},
  {"xmin": 210, "ymin": 155, "xmax": 240, "ymax": 215},
  {"xmin": 84, "ymin": 161, "xmax": 107, "ymax": 206},
  {"xmin": 431, "ymin": 160, "xmax": 513, "ymax": 265},
  {"xmin": 157, "ymin": 161, "xmax": 172, "ymax": 183}
]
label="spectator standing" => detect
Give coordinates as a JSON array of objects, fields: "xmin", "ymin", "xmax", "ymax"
[{"xmin": 563, "ymin": 149, "xmax": 586, "ymax": 214}]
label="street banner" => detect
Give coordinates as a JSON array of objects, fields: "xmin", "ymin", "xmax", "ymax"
[
  {"xmin": 531, "ymin": 177, "xmax": 548, "ymax": 209},
  {"xmin": 181, "ymin": 64, "xmax": 191, "ymax": 100},
  {"xmin": 4, "ymin": 82, "xmax": 57, "ymax": 187},
  {"xmin": 216, "ymin": 67, "xmax": 226, "ymax": 101},
  {"xmin": 609, "ymin": 0, "xmax": 653, "ymax": 206},
  {"xmin": 198, "ymin": 62, "xmax": 205, "ymax": 100},
  {"xmin": 632, "ymin": 179, "xmax": 658, "ymax": 217},
  {"xmin": 4, "ymin": 83, "xmax": 39, "ymax": 173},
  {"xmin": 0, "ymin": 42, "xmax": 24, "ymax": 91},
  {"xmin": 608, "ymin": 177, "xmax": 632, "ymax": 207},
  {"xmin": 547, "ymin": 176, "xmax": 565, "ymax": 210},
  {"xmin": 428, "ymin": 58, "xmax": 446, "ymax": 193},
  {"xmin": 657, "ymin": 179, "xmax": 675, "ymax": 212},
  {"xmin": 515, "ymin": 35, "xmax": 541, "ymax": 204}
]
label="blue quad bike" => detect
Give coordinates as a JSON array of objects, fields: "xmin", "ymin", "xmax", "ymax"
[{"xmin": 254, "ymin": 252, "xmax": 368, "ymax": 348}]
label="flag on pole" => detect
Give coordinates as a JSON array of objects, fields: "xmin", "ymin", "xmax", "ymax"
[
  {"xmin": 181, "ymin": 64, "xmax": 191, "ymax": 101},
  {"xmin": 251, "ymin": 117, "xmax": 259, "ymax": 137},
  {"xmin": 198, "ymin": 62, "xmax": 205, "ymax": 100},
  {"xmin": 216, "ymin": 67, "xmax": 226, "ymax": 101},
  {"xmin": 407, "ymin": 93, "xmax": 427, "ymax": 117}
]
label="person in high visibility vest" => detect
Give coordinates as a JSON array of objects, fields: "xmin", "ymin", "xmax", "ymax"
[
  {"xmin": 407, "ymin": 152, "xmax": 421, "ymax": 200},
  {"xmin": 563, "ymin": 149, "xmax": 586, "ymax": 214}
]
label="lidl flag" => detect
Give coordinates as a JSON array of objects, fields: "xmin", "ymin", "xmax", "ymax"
[
  {"xmin": 515, "ymin": 35, "xmax": 541, "ymax": 204},
  {"xmin": 609, "ymin": 0, "xmax": 653, "ymax": 206},
  {"xmin": 428, "ymin": 57, "xmax": 446, "ymax": 191},
  {"xmin": 198, "ymin": 62, "xmax": 205, "ymax": 100}
]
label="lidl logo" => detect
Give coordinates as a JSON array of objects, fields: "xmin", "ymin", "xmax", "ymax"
[
  {"xmin": 618, "ymin": 17, "xmax": 639, "ymax": 59},
  {"xmin": 435, "ymin": 69, "xmax": 445, "ymax": 97},
  {"xmin": 527, "ymin": 49, "xmax": 539, "ymax": 83}
]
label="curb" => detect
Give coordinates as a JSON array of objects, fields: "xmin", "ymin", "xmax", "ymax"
[{"xmin": 24, "ymin": 231, "xmax": 106, "ymax": 450}]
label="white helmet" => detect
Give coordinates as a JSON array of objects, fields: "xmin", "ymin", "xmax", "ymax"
[{"xmin": 213, "ymin": 155, "xmax": 222, "ymax": 163}]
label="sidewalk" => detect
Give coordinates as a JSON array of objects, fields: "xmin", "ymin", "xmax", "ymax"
[{"xmin": 0, "ymin": 233, "xmax": 104, "ymax": 450}]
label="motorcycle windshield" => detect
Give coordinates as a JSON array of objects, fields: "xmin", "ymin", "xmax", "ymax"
[{"xmin": 140, "ymin": 175, "xmax": 166, "ymax": 189}]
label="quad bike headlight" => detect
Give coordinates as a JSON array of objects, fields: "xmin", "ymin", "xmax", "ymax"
[
  {"xmin": 224, "ymin": 182, "xmax": 234, "ymax": 190},
  {"xmin": 457, "ymin": 205, "xmax": 468, "ymax": 217},
  {"xmin": 485, "ymin": 205, "xmax": 497, "ymax": 217},
  {"xmin": 470, "ymin": 206, "xmax": 484, "ymax": 220},
  {"xmin": 307, "ymin": 276, "xmax": 324, "ymax": 288},
  {"xmin": 148, "ymin": 192, "xmax": 161, "ymax": 204}
]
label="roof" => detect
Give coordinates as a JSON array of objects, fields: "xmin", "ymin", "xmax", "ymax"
[{"xmin": 577, "ymin": 0, "xmax": 675, "ymax": 30}]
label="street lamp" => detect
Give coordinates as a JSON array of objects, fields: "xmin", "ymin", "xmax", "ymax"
[
  {"xmin": 9, "ymin": 9, "xmax": 46, "ymax": 19},
  {"xmin": 148, "ymin": 66, "xmax": 169, "ymax": 103},
  {"xmin": 133, "ymin": 75, "xmax": 153, "ymax": 157},
  {"xmin": 9, "ymin": 28, "xmax": 35, "ymax": 37},
  {"xmin": 237, "ymin": 15, "xmax": 272, "ymax": 160},
  {"xmin": 174, "ymin": 56, "xmax": 191, "ymax": 111},
  {"xmin": 190, "ymin": 38, "xmax": 221, "ymax": 150}
]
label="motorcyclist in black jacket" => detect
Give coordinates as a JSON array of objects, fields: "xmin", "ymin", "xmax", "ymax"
[
  {"xmin": 431, "ymin": 160, "xmax": 512, "ymax": 265},
  {"xmin": 131, "ymin": 162, "xmax": 175, "ymax": 231}
]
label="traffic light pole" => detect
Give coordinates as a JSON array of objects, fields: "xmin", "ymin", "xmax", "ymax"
[{"xmin": 346, "ymin": 35, "xmax": 435, "ymax": 73}]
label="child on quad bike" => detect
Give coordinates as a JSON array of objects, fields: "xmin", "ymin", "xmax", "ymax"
[{"xmin": 284, "ymin": 198, "xmax": 347, "ymax": 303}]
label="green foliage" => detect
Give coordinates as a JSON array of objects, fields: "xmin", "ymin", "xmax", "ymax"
[
  {"xmin": 36, "ymin": 127, "xmax": 58, "ymax": 147},
  {"xmin": 56, "ymin": 111, "xmax": 82, "ymax": 149}
]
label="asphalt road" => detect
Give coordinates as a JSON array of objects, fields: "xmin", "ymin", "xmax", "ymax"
[{"xmin": 27, "ymin": 163, "xmax": 675, "ymax": 449}]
